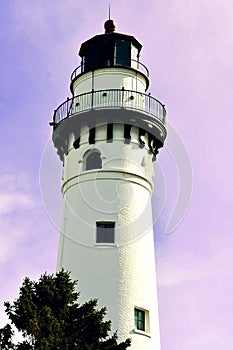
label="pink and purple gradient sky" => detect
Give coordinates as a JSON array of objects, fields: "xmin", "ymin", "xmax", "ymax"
[{"xmin": 1, "ymin": 1, "xmax": 233, "ymax": 349}]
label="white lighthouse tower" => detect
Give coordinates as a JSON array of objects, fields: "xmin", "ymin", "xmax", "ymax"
[{"xmin": 51, "ymin": 19, "xmax": 166, "ymax": 350}]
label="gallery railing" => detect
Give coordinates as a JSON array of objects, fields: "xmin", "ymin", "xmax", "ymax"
[
  {"xmin": 52, "ymin": 89, "xmax": 166, "ymax": 128},
  {"xmin": 70, "ymin": 58, "xmax": 150, "ymax": 81}
]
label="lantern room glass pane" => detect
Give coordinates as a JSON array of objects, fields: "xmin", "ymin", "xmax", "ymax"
[
  {"xmin": 131, "ymin": 44, "xmax": 139, "ymax": 70},
  {"xmin": 101, "ymin": 38, "xmax": 115, "ymax": 67},
  {"xmin": 115, "ymin": 38, "xmax": 131, "ymax": 66},
  {"xmin": 83, "ymin": 43, "xmax": 98, "ymax": 72}
]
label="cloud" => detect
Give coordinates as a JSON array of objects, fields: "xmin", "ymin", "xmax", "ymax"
[
  {"xmin": 0, "ymin": 172, "xmax": 36, "ymax": 215},
  {"xmin": 158, "ymin": 262, "xmax": 208, "ymax": 287},
  {"xmin": 157, "ymin": 227, "xmax": 233, "ymax": 349},
  {"xmin": 0, "ymin": 170, "xmax": 58, "ymax": 324},
  {"xmin": 0, "ymin": 193, "xmax": 35, "ymax": 215},
  {"xmin": 0, "ymin": 172, "xmax": 36, "ymax": 262}
]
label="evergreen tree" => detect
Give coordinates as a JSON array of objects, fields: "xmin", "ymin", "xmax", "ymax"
[{"xmin": 0, "ymin": 270, "xmax": 131, "ymax": 350}]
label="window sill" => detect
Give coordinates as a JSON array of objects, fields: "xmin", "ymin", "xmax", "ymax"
[
  {"xmin": 94, "ymin": 243, "xmax": 117, "ymax": 247},
  {"xmin": 133, "ymin": 329, "xmax": 151, "ymax": 338}
]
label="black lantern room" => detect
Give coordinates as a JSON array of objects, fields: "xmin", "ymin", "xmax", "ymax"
[{"xmin": 79, "ymin": 20, "xmax": 142, "ymax": 74}]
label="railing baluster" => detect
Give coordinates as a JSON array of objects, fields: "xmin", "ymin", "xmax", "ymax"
[
  {"xmin": 91, "ymin": 89, "xmax": 94, "ymax": 108},
  {"xmin": 148, "ymin": 94, "xmax": 151, "ymax": 114},
  {"xmin": 66, "ymin": 98, "xmax": 68, "ymax": 118}
]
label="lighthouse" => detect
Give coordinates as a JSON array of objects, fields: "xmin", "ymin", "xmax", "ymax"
[{"xmin": 50, "ymin": 19, "xmax": 166, "ymax": 350}]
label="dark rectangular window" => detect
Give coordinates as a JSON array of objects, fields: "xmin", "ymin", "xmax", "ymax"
[
  {"xmin": 115, "ymin": 39, "xmax": 131, "ymax": 66},
  {"xmin": 100, "ymin": 39, "xmax": 114, "ymax": 67},
  {"xmin": 84, "ymin": 43, "xmax": 98, "ymax": 71},
  {"xmin": 134, "ymin": 308, "xmax": 145, "ymax": 331},
  {"xmin": 96, "ymin": 222, "xmax": 115, "ymax": 243}
]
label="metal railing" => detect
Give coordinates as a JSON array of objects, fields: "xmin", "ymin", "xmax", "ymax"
[
  {"xmin": 52, "ymin": 89, "xmax": 166, "ymax": 127},
  {"xmin": 70, "ymin": 58, "xmax": 149, "ymax": 82}
]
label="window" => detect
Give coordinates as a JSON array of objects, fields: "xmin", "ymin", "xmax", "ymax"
[
  {"xmin": 84, "ymin": 150, "xmax": 102, "ymax": 171},
  {"xmin": 100, "ymin": 38, "xmax": 114, "ymax": 67},
  {"xmin": 134, "ymin": 308, "xmax": 145, "ymax": 331},
  {"xmin": 83, "ymin": 43, "xmax": 98, "ymax": 72},
  {"xmin": 96, "ymin": 222, "xmax": 115, "ymax": 243},
  {"xmin": 134, "ymin": 308, "xmax": 150, "ymax": 334},
  {"xmin": 115, "ymin": 39, "xmax": 131, "ymax": 66}
]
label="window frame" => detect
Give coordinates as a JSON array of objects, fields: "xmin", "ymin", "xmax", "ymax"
[
  {"xmin": 96, "ymin": 221, "xmax": 115, "ymax": 244},
  {"xmin": 84, "ymin": 149, "xmax": 102, "ymax": 171},
  {"xmin": 134, "ymin": 307, "xmax": 150, "ymax": 335},
  {"xmin": 135, "ymin": 308, "xmax": 145, "ymax": 331}
]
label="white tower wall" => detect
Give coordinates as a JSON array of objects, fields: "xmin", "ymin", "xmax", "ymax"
[
  {"xmin": 72, "ymin": 68, "xmax": 147, "ymax": 96},
  {"xmin": 57, "ymin": 133, "xmax": 161, "ymax": 349}
]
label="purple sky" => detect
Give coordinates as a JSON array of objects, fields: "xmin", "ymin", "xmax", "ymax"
[{"xmin": 1, "ymin": 1, "xmax": 233, "ymax": 349}]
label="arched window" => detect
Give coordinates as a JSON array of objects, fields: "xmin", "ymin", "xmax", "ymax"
[{"xmin": 84, "ymin": 150, "xmax": 102, "ymax": 171}]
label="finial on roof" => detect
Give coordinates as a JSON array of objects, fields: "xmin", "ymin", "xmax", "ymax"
[
  {"xmin": 104, "ymin": 19, "xmax": 116, "ymax": 33},
  {"xmin": 104, "ymin": 4, "xmax": 115, "ymax": 33}
]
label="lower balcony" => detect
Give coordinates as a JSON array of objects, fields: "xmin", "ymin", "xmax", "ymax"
[{"xmin": 51, "ymin": 89, "xmax": 166, "ymax": 128}]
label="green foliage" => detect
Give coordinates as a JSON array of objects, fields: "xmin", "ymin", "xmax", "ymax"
[
  {"xmin": 0, "ymin": 324, "xmax": 15, "ymax": 349},
  {"xmin": 0, "ymin": 270, "xmax": 131, "ymax": 350}
]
